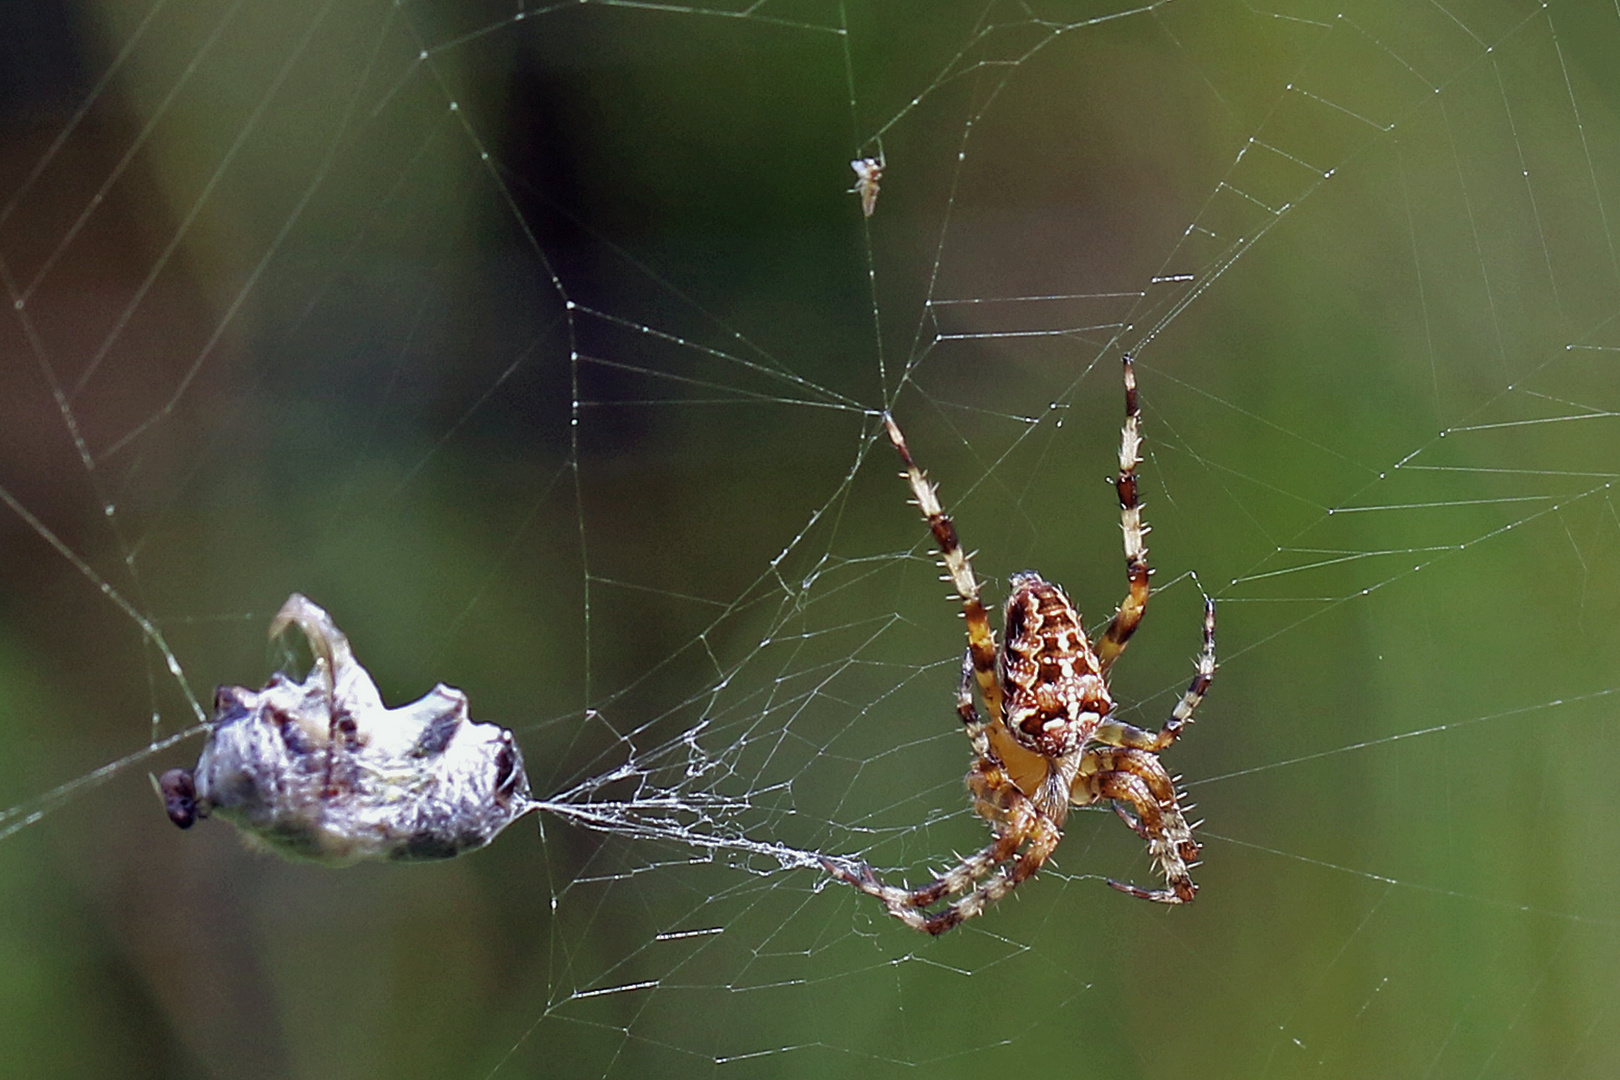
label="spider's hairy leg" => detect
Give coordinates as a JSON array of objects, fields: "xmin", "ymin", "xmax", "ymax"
[
  {"xmin": 820, "ymin": 652, "xmax": 1063, "ymax": 934},
  {"xmin": 823, "ymin": 802, "xmax": 1059, "ymax": 935},
  {"xmin": 882, "ymin": 413, "xmax": 1002, "ymax": 722},
  {"xmin": 1084, "ymin": 746, "xmax": 1195, "ymax": 851},
  {"xmin": 1093, "ymin": 596, "xmax": 1217, "ymax": 753},
  {"xmin": 1077, "ymin": 763, "xmax": 1198, "ymax": 904},
  {"xmin": 1098, "ymin": 355, "xmax": 1149, "ymax": 672},
  {"xmin": 924, "ymin": 806, "xmax": 1061, "ymax": 935}
]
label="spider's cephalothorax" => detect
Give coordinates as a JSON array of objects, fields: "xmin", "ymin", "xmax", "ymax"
[{"xmin": 824, "ymin": 355, "xmax": 1217, "ymax": 934}]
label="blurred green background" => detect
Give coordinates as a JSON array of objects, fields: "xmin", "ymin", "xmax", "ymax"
[{"xmin": 6, "ymin": 0, "xmax": 1620, "ymax": 1076}]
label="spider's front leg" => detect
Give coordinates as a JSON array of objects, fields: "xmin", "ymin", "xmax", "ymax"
[
  {"xmin": 1098, "ymin": 355, "xmax": 1149, "ymax": 673},
  {"xmin": 1093, "ymin": 595, "xmax": 1217, "ymax": 753},
  {"xmin": 881, "ymin": 413, "xmax": 1002, "ymax": 722}
]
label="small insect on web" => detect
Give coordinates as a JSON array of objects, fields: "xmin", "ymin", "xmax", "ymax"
[
  {"xmin": 823, "ymin": 356, "xmax": 1218, "ymax": 934},
  {"xmin": 851, "ymin": 155, "xmax": 884, "ymax": 217},
  {"xmin": 158, "ymin": 594, "xmax": 535, "ymax": 863}
]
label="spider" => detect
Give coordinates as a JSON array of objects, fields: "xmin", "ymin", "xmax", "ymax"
[{"xmin": 824, "ymin": 355, "xmax": 1217, "ymax": 934}]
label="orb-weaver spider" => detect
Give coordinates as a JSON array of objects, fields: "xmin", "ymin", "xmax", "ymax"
[{"xmin": 825, "ymin": 356, "xmax": 1216, "ymax": 934}]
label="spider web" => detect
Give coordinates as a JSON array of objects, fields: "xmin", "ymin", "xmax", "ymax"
[{"xmin": 4, "ymin": 0, "xmax": 1620, "ymax": 1075}]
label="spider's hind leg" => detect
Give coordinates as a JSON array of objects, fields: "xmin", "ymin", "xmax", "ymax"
[
  {"xmin": 822, "ymin": 651, "xmax": 1062, "ymax": 934},
  {"xmin": 1078, "ymin": 751, "xmax": 1199, "ymax": 904},
  {"xmin": 820, "ymin": 801, "xmax": 1060, "ymax": 935}
]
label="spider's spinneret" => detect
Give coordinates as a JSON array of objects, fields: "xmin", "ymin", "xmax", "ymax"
[{"xmin": 1000, "ymin": 571, "xmax": 1111, "ymax": 760}]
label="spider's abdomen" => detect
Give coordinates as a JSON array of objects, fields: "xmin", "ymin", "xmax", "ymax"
[{"xmin": 1000, "ymin": 571, "xmax": 1111, "ymax": 758}]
